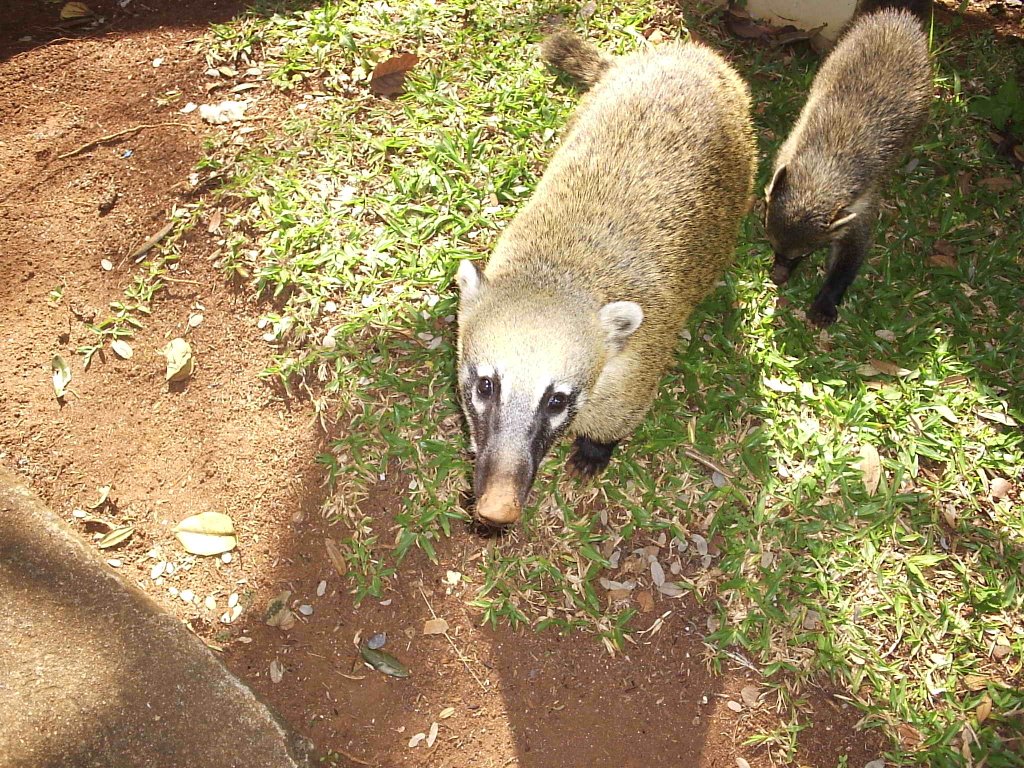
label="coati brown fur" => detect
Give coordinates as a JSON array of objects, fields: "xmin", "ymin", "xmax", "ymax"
[
  {"xmin": 764, "ymin": 9, "xmax": 932, "ymax": 326},
  {"xmin": 455, "ymin": 33, "xmax": 757, "ymax": 525}
]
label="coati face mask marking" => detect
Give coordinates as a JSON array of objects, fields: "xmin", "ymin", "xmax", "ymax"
[
  {"xmin": 454, "ymin": 259, "xmax": 642, "ymax": 525},
  {"xmin": 458, "ymin": 361, "xmax": 582, "ymax": 526}
]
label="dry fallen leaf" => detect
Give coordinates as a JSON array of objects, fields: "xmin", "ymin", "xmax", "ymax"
[
  {"xmin": 439, "ymin": 706, "xmax": 456, "ymax": 719},
  {"xmin": 369, "ymin": 53, "xmax": 419, "ymax": 97},
  {"xmin": 207, "ymin": 209, "xmax": 223, "ymax": 233},
  {"xmin": 87, "ymin": 484, "xmax": 111, "ymax": 510},
  {"xmin": 161, "ymin": 337, "xmax": 194, "ymax": 382},
  {"xmin": 803, "ymin": 609, "xmax": 823, "ymax": 631},
  {"xmin": 426, "ymin": 721, "xmax": 439, "ymax": 748},
  {"xmin": 650, "ymin": 559, "xmax": 666, "ymax": 587},
  {"xmin": 898, "ymin": 722, "xmax": 924, "ymax": 750},
  {"xmin": 976, "ymin": 694, "xmax": 993, "ymax": 724},
  {"xmin": 928, "ymin": 252, "xmax": 957, "ymax": 269},
  {"xmin": 990, "ymin": 477, "xmax": 1012, "ymax": 500},
  {"xmin": 173, "ymin": 511, "xmax": 237, "ymax": 556},
  {"xmin": 423, "ymin": 618, "xmax": 449, "ymax": 635},
  {"xmin": 740, "ymin": 685, "xmax": 760, "ymax": 708},
  {"xmin": 60, "ymin": 1, "xmax": 93, "ymax": 19},
  {"xmin": 110, "ymin": 339, "xmax": 133, "ymax": 359},
  {"xmin": 935, "ymin": 405, "xmax": 959, "ymax": 424},
  {"xmin": 97, "ymin": 525, "xmax": 134, "ymax": 549},
  {"xmin": 978, "ymin": 176, "xmax": 1016, "ymax": 193},
  {"xmin": 964, "ymin": 674, "xmax": 991, "ymax": 691},
  {"xmin": 857, "ymin": 444, "xmax": 881, "ymax": 496},
  {"xmin": 726, "ymin": 8, "xmax": 775, "ymax": 39},
  {"xmin": 636, "ymin": 590, "xmax": 655, "ymax": 613},
  {"xmin": 867, "ymin": 358, "xmax": 913, "ymax": 377},
  {"xmin": 265, "ymin": 590, "xmax": 297, "ymax": 630},
  {"xmin": 977, "ymin": 410, "xmax": 1018, "ymax": 427},
  {"xmin": 325, "ymin": 538, "xmax": 348, "ymax": 575}
]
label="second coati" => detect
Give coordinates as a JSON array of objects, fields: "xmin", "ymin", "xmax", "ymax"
[
  {"xmin": 455, "ymin": 32, "xmax": 757, "ymax": 525},
  {"xmin": 764, "ymin": 9, "xmax": 932, "ymax": 326}
]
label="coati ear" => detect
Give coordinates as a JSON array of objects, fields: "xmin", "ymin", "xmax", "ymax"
[
  {"xmin": 828, "ymin": 208, "xmax": 859, "ymax": 232},
  {"xmin": 765, "ymin": 165, "xmax": 788, "ymax": 200},
  {"xmin": 456, "ymin": 260, "xmax": 487, "ymax": 304},
  {"xmin": 598, "ymin": 301, "xmax": 644, "ymax": 352}
]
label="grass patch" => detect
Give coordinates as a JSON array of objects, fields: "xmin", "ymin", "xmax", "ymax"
[{"xmin": 199, "ymin": 1, "xmax": 1024, "ymax": 763}]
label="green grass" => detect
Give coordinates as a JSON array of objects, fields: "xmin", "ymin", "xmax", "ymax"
[{"xmin": 197, "ymin": 2, "xmax": 1024, "ymax": 764}]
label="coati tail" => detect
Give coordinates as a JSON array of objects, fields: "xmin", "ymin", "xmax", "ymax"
[{"xmin": 541, "ymin": 31, "xmax": 612, "ymax": 88}]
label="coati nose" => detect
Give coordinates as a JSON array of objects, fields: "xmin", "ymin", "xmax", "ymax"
[
  {"xmin": 771, "ymin": 258, "xmax": 793, "ymax": 286},
  {"xmin": 475, "ymin": 478, "xmax": 523, "ymax": 526}
]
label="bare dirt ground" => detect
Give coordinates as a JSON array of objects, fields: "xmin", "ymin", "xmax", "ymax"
[{"xmin": 3, "ymin": 1, "xmax": 980, "ymax": 766}]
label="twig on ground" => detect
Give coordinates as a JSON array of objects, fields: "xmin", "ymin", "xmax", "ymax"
[
  {"xmin": 58, "ymin": 122, "xmax": 192, "ymax": 160},
  {"xmin": 683, "ymin": 445, "xmax": 733, "ymax": 479},
  {"xmin": 418, "ymin": 585, "xmax": 489, "ymax": 692},
  {"xmin": 125, "ymin": 220, "xmax": 176, "ymax": 265},
  {"xmin": 332, "ymin": 746, "xmax": 376, "ymax": 767}
]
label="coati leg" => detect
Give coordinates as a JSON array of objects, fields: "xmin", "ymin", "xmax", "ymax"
[
  {"xmin": 808, "ymin": 217, "xmax": 873, "ymax": 327},
  {"xmin": 567, "ymin": 436, "xmax": 619, "ymax": 479}
]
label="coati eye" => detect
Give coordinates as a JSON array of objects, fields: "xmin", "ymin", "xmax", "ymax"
[
  {"xmin": 476, "ymin": 376, "xmax": 495, "ymax": 400},
  {"xmin": 546, "ymin": 392, "xmax": 568, "ymax": 415}
]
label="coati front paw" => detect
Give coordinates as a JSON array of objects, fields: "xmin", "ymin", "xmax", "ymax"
[
  {"xmin": 807, "ymin": 298, "xmax": 839, "ymax": 327},
  {"xmin": 567, "ymin": 436, "xmax": 618, "ymax": 479}
]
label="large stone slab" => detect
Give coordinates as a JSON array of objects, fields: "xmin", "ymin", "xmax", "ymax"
[{"xmin": 0, "ymin": 468, "xmax": 312, "ymax": 768}]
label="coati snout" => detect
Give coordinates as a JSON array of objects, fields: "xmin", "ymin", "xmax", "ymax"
[{"xmin": 454, "ymin": 33, "xmax": 757, "ymax": 526}]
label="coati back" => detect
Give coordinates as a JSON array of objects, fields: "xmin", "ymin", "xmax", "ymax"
[
  {"xmin": 764, "ymin": 9, "xmax": 932, "ymax": 326},
  {"xmin": 455, "ymin": 34, "xmax": 756, "ymax": 525}
]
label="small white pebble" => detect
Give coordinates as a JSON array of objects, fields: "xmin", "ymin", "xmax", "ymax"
[
  {"xmin": 180, "ymin": 589, "xmax": 195, "ymax": 604},
  {"xmin": 151, "ymin": 562, "xmax": 167, "ymax": 580},
  {"xmin": 221, "ymin": 552, "xmax": 232, "ymax": 564},
  {"xmin": 106, "ymin": 559, "xmax": 122, "ymax": 568},
  {"xmin": 165, "ymin": 562, "xmax": 175, "ymax": 575},
  {"xmin": 168, "ymin": 586, "xmax": 179, "ymax": 597},
  {"xmin": 317, "ymin": 580, "xmax": 327, "ymax": 597},
  {"xmin": 204, "ymin": 595, "xmax": 217, "ymax": 611},
  {"xmin": 228, "ymin": 593, "xmax": 239, "ymax": 608},
  {"xmin": 298, "ymin": 604, "xmax": 314, "ymax": 616},
  {"xmin": 72, "ymin": 509, "xmax": 87, "ymax": 519}
]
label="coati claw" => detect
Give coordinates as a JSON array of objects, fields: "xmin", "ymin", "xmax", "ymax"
[
  {"xmin": 808, "ymin": 300, "xmax": 839, "ymax": 327},
  {"xmin": 567, "ymin": 437, "xmax": 618, "ymax": 479}
]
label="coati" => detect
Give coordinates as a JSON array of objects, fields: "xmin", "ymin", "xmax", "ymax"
[
  {"xmin": 763, "ymin": 9, "xmax": 932, "ymax": 327},
  {"xmin": 455, "ymin": 32, "xmax": 757, "ymax": 525}
]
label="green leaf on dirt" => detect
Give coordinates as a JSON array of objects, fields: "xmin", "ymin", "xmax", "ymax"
[
  {"xmin": 51, "ymin": 354, "xmax": 71, "ymax": 399},
  {"xmin": 97, "ymin": 525, "xmax": 134, "ymax": 549},
  {"xmin": 87, "ymin": 484, "xmax": 111, "ymax": 510},
  {"xmin": 369, "ymin": 53, "xmax": 418, "ymax": 96},
  {"xmin": 110, "ymin": 339, "xmax": 134, "ymax": 359},
  {"xmin": 173, "ymin": 511, "xmax": 237, "ymax": 556},
  {"xmin": 160, "ymin": 337, "xmax": 194, "ymax": 382},
  {"xmin": 359, "ymin": 645, "xmax": 410, "ymax": 678}
]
